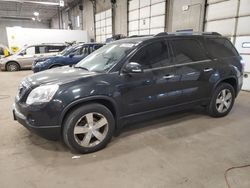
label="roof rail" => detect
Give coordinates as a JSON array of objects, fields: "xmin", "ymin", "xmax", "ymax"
[
  {"xmin": 154, "ymin": 31, "xmax": 222, "ymax": 37},
  {"xmin": 154, "ymin": 32, "xmax": 169, "ymax": 37},
  {"xmin": 201, "ymin": 32, "xmax": 221, "ymax": 36},
  {"xmin": 129, "ymin": 35, "xmax": 153, "ymax": 38}
]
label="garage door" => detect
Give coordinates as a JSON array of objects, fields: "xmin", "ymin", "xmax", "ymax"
[
  {"xmin": 128, "ymin": 0, "xmax": 166, "ymax": 36},
  {"xmin": 205, "ymin": 0, "xmax": 250, "ymax": 91},
  {"xmin": 95, "ymin": 9, "xmax": 112, "ymax": 42}
]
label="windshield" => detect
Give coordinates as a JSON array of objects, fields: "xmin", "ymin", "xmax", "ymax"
[
  {"xmin": 75, "ymin": 42, "xmax": 135, "ymax": 72},
  {"xmin": 14, "ymin": 46, "xmax": 26, "ymax": 55}
]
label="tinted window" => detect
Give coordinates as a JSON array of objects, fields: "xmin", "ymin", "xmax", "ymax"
[
  {"xmin": 35, "ymin": 46, "xmax": 46, "ymax": 54},
  {"xmin": 130, "ymin": 40, "xmax": 171, "ymax": 69},
  {"xmin": 70, "ymin": 46, "xmax": 83, "ymax": 55},
  {"xmin": 81, "ymin": 46, "xmax": 89, "ymax": 56},
  {"xmin": 171, "ymin": 39, "xmax": 207, "ymax": 64},
  {"xmin": 89, "ymin": 45, "xmax": 103, "ymax": 53},
  {"xmin": 48, "ymin": 45, "xmax": 65, "ymax": 53},
  {"xmin": 94, "ymin": 44, "xmax": 103, "ymax": 50},
  {"xmin": 206, "ymin": 38, "xmax": 238, "ymax": 58}
]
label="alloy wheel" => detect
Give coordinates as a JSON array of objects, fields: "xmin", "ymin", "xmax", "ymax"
[
  {"xmin": 215, "ymin": 89, "xmax": 232, "ymax": 113},
  {"xmin": 8, "ymin": 64, "xmax": 18, "ymax": 71},
  {"xmin": 73, "ymin": 112, "xmax": 109, "ymax": 148}
]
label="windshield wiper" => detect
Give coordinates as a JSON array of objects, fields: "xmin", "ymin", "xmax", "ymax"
[{"xmin": 74, "ymin": 66, "xmax": 89, "ymax": 71}]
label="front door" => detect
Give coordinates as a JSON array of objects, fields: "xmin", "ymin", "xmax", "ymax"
[
  {"xmin": 120, "ymin": 40, "xmax": 181, "ymax": 116},
  {"xmin": 18, "ymin": 46, "xmax": 36, "ymax": 68}
]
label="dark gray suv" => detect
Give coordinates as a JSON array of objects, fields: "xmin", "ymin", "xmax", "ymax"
[{"xmin": 13, "ymin": 32, "xmax": 243, "ymax": 153}]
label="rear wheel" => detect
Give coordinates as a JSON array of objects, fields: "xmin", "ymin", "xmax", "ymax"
[
  {"xmin": 63, "ymin": 103, "xmax": 115, "ymax": 154},
  {"xmin": 208, "ymin": 83, "xmax": 235, "ymax": 117},
  {"xmin": 6, "ymin": 62, "xmax": 20, "ymax": 71}
]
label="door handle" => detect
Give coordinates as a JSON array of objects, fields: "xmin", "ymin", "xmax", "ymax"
[
  {"xmin": 163, "ymin": 74, "xmax": 175, "ymax": 79},
  {"xmin": 204, "ymin": 68, "xmax": 213, "ymax": 72}
]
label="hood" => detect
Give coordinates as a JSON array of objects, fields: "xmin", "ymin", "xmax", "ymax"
[
  {"xmin": 2, "ymin": 53, "xmax": 19, "ymax": 61},
  {"xmin": 36, "ymin": 54, "xmax": 62, "ymax": 62},
  {"xmin": 26, "ymin": 66, "xmax": 96, "ymax": 86}
]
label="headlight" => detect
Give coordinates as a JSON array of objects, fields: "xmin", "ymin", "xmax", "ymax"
[
  {"xmin": 35, "ymin": 61, "xmax": 45, "ymax": 66},
  {"xmin": 35, "ymin": 59, "xmax": 49, "ymax": 67},
  {"xmin": 26, "ymin": 84, "xmax": 59, "ymax": 105}
]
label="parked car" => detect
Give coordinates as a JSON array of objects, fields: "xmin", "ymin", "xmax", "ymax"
[
  {"xmin": 32, "ymin": 43, "xmax": 104, "ymax": 73},
  {"xmin": 13, "ymin": 32, "xmax": 243, "ymax": 153},
  {"xmin": 0, "ymin": 43, "xmax": 67, "ymax": 71}
]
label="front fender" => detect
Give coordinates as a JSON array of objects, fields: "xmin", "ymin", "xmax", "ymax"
[{"xmin": 59, "ymin": 95, "xmax": 120, "ymax": 126}]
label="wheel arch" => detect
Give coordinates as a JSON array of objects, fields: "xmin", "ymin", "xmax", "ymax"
[
  {"xmin": 5, "ymin": 61, "xmax": 20, "ymax": 70},
  {"xmin": 213, "ymin": 76, "xmax": 238, "ymax": 97},
  {"xmin": 60, "ymin": 96, "xmax": 120, "ymax": 129}
]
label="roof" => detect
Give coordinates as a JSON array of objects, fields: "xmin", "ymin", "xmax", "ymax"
[{"xmin": 112, "ymin": 32, "xmax": 223, "ymax": 44}]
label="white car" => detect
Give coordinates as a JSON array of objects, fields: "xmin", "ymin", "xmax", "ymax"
[{"xmin": 0, "ymin": 43, "xmax": 67, "ymax": 71}]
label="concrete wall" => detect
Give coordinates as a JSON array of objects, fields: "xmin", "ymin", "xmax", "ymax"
[
  {"xmin": 81, "ymin": 0, "xmax": 127, "ymax": 40},
  {"xmin": 96, "ymin": 0, "xmax": 111, "ymax": 12},
  {"xmin": 168, "ymin": 0, "xmax": 206, "ymax": 32},
  {"xmin": 51, "ymin": 5, "xmax": 83, "ymax": 30},
  {"xmin": 82, "ymin": 0, "xmax": 95, "ymax": 40},
  {"xmin": 51, "ymin": 16, "xmax": 60, "ymax": 29},
  {"xmin": 114, "ymin": 0, "xmax": 127, "ymax": 36},
  {"xmin": 50, "ymin": 0, "xmax": 206, "ymax": 40},
  {"xmin": 0, "ymin": 19, "xmax": 50, "ymax": 46}
]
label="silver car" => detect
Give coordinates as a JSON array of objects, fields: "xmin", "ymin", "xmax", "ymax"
[{"xmin": 0, "ymin": 43, "xmax": 66, "ymax": 71}]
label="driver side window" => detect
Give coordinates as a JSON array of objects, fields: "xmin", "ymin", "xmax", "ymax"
[
  {"xmin": 25, "ymin": 47, "xmax": 35, "ymax": 55},
  {"xmin": 130, "ymin": 40, "xmax": 171, "ymax": 69}
]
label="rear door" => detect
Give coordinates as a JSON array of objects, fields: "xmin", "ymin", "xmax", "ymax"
[{"xmin": 170, "ymin": 38, "xmax": 215, "ymax": 103}]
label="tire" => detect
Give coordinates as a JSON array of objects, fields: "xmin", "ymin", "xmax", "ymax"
[
  {"xmin": 63, "ymin": 103, "xmax": 115, "ymax": 154},
  {"xmin": 207, "ymin": 83, "xmax": 235, "ymax": 117},
  {"xmin": 6, "ymin": 62, "xmax": 20, "ymax": 71}
]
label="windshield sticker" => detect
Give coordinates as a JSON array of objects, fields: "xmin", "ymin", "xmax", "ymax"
[{"xmin": 119, "ymin": 43, "xmax": 134, "ymax": 48}]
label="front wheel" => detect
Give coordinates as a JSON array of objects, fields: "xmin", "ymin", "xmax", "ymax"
[
  {"xmin": 207, "ymin": 83, "xmax": 235, "ymax": 117},
  {"xmin": 63, "ymin": 103, "xmax": 115, "ymax": 154},
  {"xmin": 6, "ymin": 62, "xmax": 20, "ymax": 71}
]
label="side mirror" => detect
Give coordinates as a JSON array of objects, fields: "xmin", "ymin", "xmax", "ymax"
[
  {"xmin": 69, "ymin": 54, "xmax": 74, "ymax": 58},
  {"xmin": 123, "ymin": 62, "xmax": 143, "ymax": 73}
]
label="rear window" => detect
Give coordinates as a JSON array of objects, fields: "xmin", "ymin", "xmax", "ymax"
[
  {"xmin": 35, "ymin": 45, "xmax": 66, "ymax": 54},
  {"xmin": 206, "ymin": 38, "xmax": 238, "ymax": 58},
  {"xmin": 171, "ymin": 39, "xmax": 208, "ymax": 64},
  {"xmin": 47, "ymin": 45, "xmax": 66, "ymax": 53},
  {"xmin": 35, "ymin": 46, "xmax": 46, "ymax": 54}
]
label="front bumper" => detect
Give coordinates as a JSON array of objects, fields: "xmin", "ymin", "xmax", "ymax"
[
  {"xmin": 0, "ymin": 62, "xmax": 6, "ymax": 71},
  {"xmin": 13, "ymin": 103, "xmax": 61, "ymax": 140}
]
